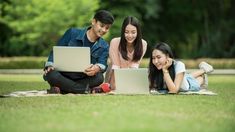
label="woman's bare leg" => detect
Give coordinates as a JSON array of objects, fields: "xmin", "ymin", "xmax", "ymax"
[
  {"xmin": 190, "ymin": 69, "xmax": 205, "ymax": 78},
  {"xmin": 195, "ymin": 76, "xmax": 204, "ymax": 86}
]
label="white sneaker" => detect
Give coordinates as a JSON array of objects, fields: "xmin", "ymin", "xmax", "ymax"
[{"xmin": 199, "ymin": 62, "xmax": 214, "ymax": 74}]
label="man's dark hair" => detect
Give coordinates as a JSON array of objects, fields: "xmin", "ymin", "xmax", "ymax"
[{"xmin": 94, "ymin": 10, "xmax": 114, "ymax": 24}]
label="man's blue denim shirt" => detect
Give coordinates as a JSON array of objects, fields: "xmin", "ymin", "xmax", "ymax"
[{"xmin": 45, "ymin": 27, "xmax": 109, "ymax": 72}]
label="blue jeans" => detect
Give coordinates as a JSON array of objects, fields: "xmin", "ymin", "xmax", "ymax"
[{"xmin": 185, "ymin": 74, "xmax": 200, "ymax": 91}]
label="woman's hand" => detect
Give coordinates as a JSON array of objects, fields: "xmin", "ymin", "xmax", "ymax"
[{"xmin": 162, "ymin": 58, "xmax": 173, "ymax": 71}]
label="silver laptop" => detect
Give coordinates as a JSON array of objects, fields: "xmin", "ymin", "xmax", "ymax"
[
  {"xmin": 53, "ymin": 46, "xmax": 90, "ymax": 72},
  {"xmin": 114, "ymin": 68, "xmax": 149, "ymax": 94}
]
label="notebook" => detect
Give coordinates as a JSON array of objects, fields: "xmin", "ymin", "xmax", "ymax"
[
  {"xmin": 114, "ymin": 68, "xmax": 149, "ymax": 94},
  {"xmin": 53, "ymin": 46, "xmax": 90, "ymax": 72}
]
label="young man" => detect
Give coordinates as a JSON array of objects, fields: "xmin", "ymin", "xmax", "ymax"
[{"xmin": 43, "ymin": 10, "xmax": 114, "ymax": 94}]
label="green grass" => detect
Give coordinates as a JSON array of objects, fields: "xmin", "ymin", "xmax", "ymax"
[
  {"xmin": 1, "ymin": 57, "xmax": 235, "ymax": 69},
  {"xmin": 0, "ymin": 74, "xmax": 235, "ymax": 132}
]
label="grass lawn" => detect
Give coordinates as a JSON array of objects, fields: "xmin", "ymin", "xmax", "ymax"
[{"xmin": 0, "ymin": 74, "xmax": 235, "ymax": 132}]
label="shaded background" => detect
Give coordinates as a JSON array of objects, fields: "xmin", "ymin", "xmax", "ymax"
[{"xmin": 1, "ymin": 0, "xmax": 235, "ymax": 58}]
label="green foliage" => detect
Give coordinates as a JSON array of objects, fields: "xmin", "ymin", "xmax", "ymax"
[
  {"xmin": 1, "ymin": 0, "xmax": 235, "ymax": 58},
  {"xmin": 0, "ymin": 74, "xmax": 235, "ymax": 131},
  {"xmin": 100, "ymin": 0, "xmax": 235, "ymax": 58},
  {"xmin": 1, "ymin": 0, "xmax": 99, "ymax": 56},
  {"xmin": 145, "ymin": 0, "xmax": 235, "ymax": 58},
  {"xmin": 0, "ymin": 57, "xmax": 46, "ymax": 69}
]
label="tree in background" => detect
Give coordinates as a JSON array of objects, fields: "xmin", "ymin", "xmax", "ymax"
[
  {"xmin": 195, "ymin": 0, "xmax": 235, "ymax": 58},
  {"xmin": 100, "ymin": 0, "xmax": 235, "ymax": 58},
  {"xmin": 150, "ymin": 0, "xmax": 235, "ymax": 58},
  {"xmin": 1, "ymin": 0, "xmax": 234, "ymax": 58},
  {"xmin": 0, "ymin": 0, "xmax": 99, "ymax": 56},
  {"xmin": 0, "ymin": 0, "xmax": 13, "ymax": 56}
]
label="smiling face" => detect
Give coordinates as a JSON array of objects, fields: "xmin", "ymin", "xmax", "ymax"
[
  {"xmin": 124, "ymin": 24, "xmax": 137, "ymax": 44},
  {"xmin": 152, "ymin": 49, "xmax": 168, "ymax": 70},
  {"xmin": 92, "ymin": 19, "xmax": 111, "ymax": 38}
]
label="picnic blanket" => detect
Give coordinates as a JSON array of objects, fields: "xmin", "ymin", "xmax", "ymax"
[
  {"xmin": 151, "ymin": 89, "xmax": 217, "ymax": 95},
  {"xmin": 0, "ymin": 90, "xmax": 59, "ymax": 98},
  {"xmin": 179, "ymin": 89, "xmax": 217, "ymax": 95},
  {"xmin": 0, "ymin": 90, "xmax": 105, "ymax": 97},
  {"xmin": 0, "ymin": 89, "xmax": 217, "ymax": 97}
]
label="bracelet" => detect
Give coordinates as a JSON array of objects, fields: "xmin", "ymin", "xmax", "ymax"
[{"xmin": 163, "ymin": 70, "xmax": 169, "ymax": 73}]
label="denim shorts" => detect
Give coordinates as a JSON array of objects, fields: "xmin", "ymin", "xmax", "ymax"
[{"xmin": 185, "ymin": 74, "xmax": 200, "ymax": 91}]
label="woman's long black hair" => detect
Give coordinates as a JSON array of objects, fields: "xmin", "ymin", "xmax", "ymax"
[
  {"xmin": 148, "ymin": 42, "xmax": 175, "ymax": 90},
  {"xmin": 119, "ymin": 16, "xmax": 143, "ymax": 62}
]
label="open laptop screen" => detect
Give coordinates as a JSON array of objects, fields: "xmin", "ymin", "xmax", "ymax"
[
  {"xmin": 114, "ymin": 68, "xmax": 149, "ymax": 94},
  {"xmin": 53, "ymin": 46, "xmax": 90, "ymax": 72}
]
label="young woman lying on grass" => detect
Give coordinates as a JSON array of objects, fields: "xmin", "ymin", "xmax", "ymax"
[{"xmin": 148, "ymin": 42, "xmax": 214, "ymax": 94}]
